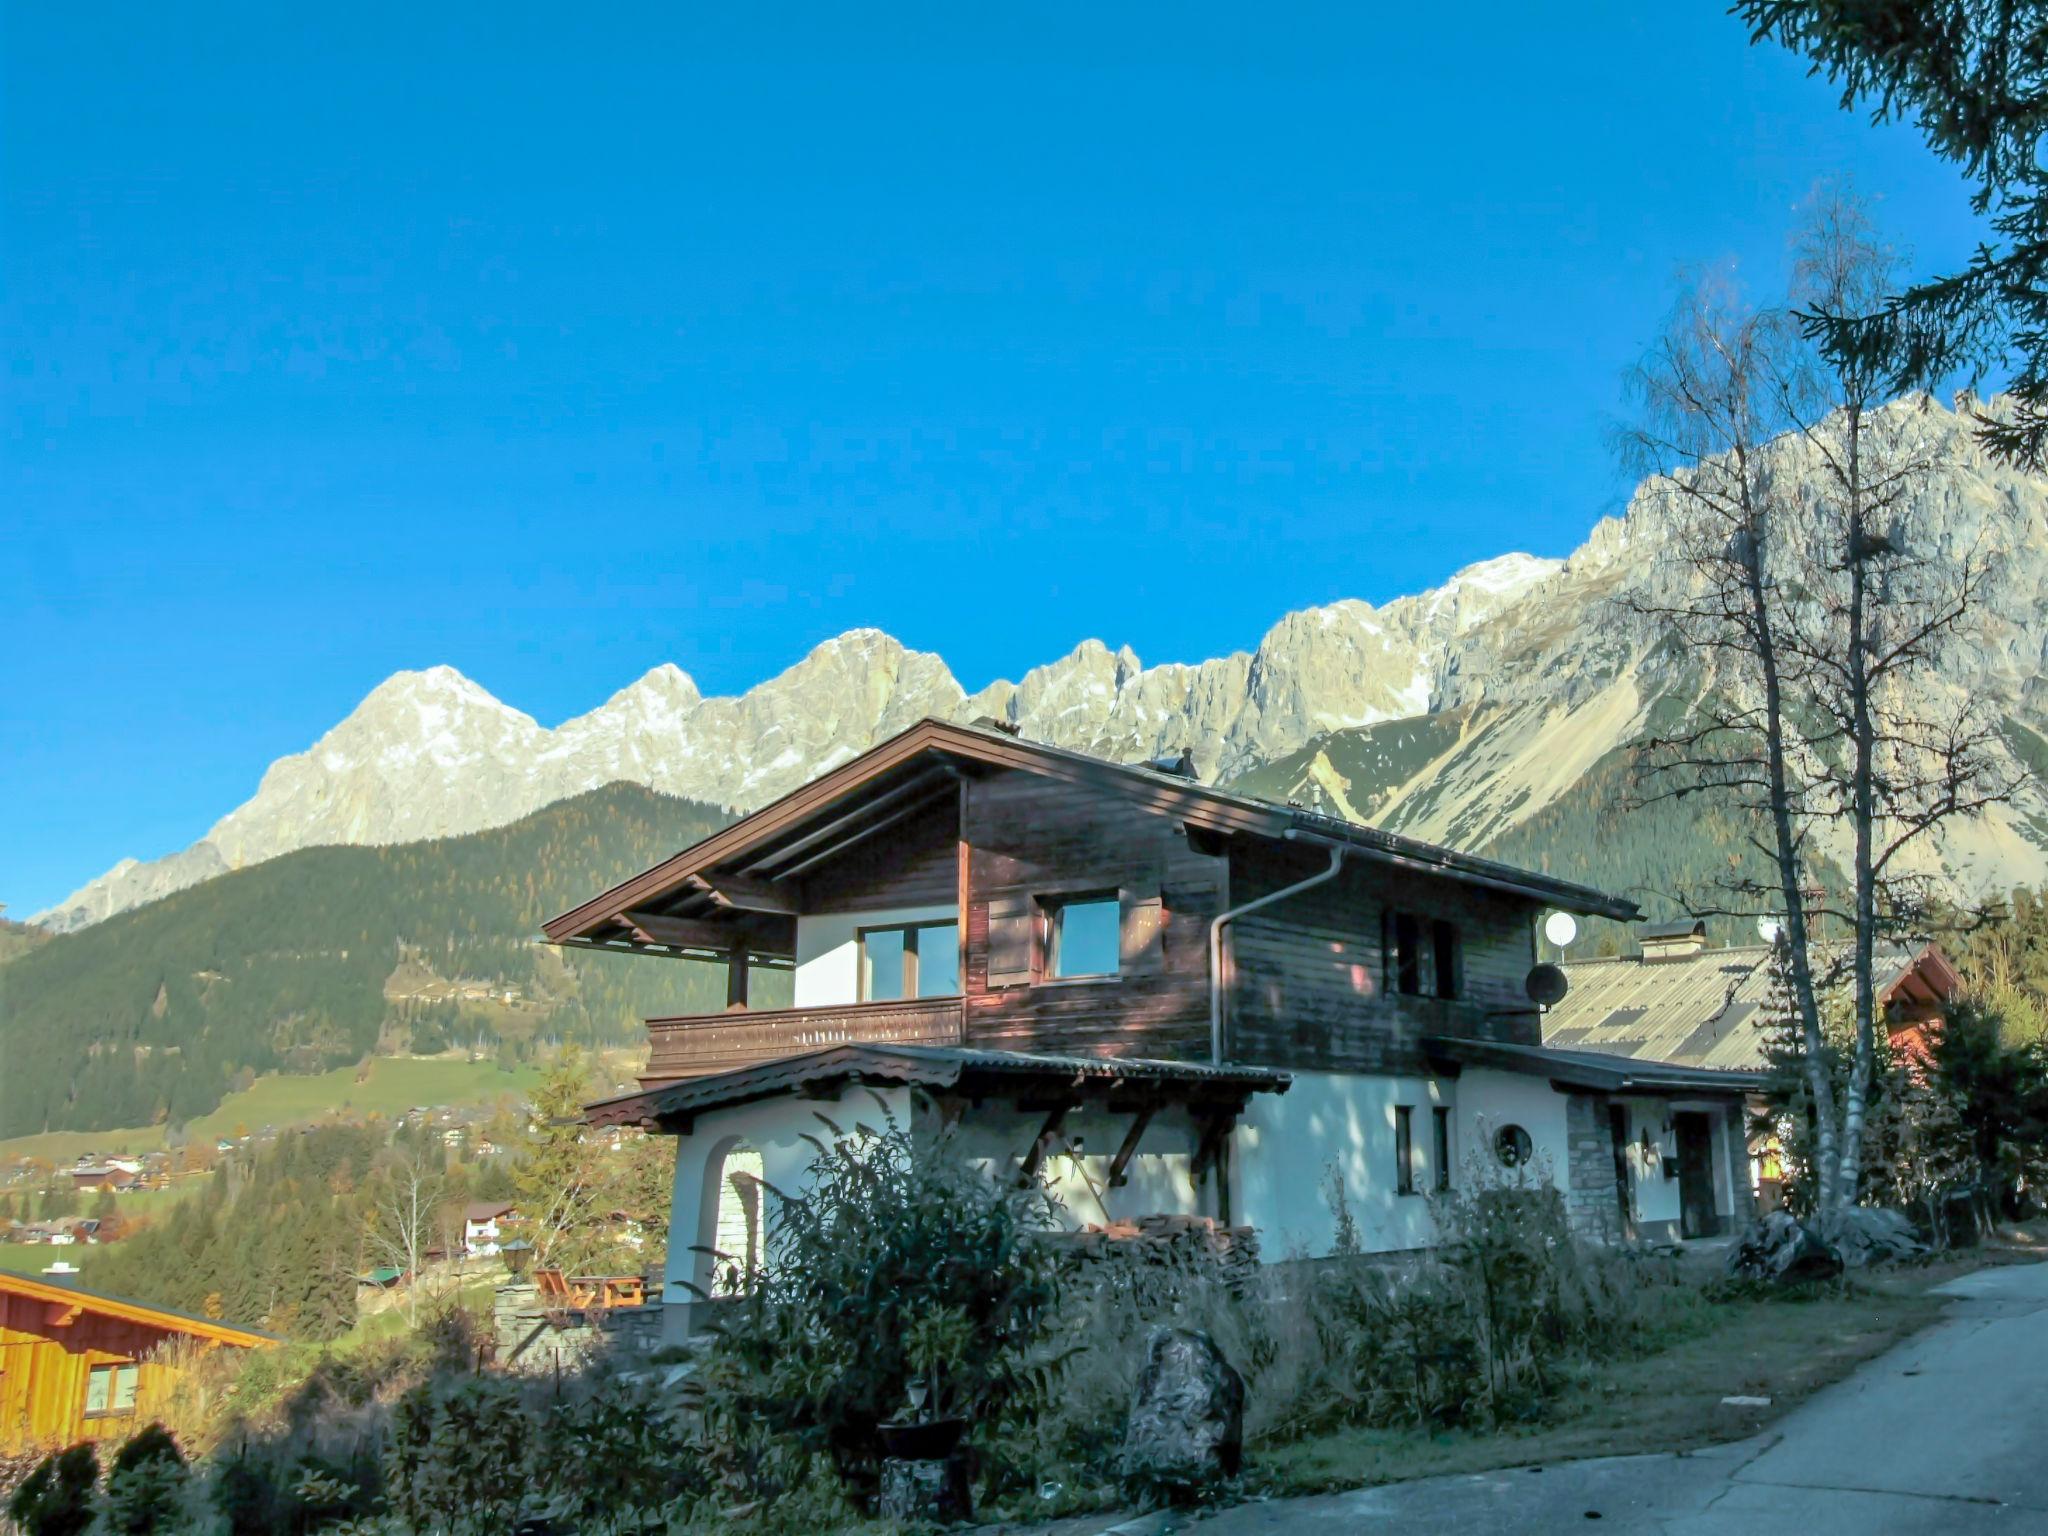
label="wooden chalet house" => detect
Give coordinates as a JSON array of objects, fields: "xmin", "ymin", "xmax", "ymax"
[
  {"xmin": 0, "ymin": 1271, "xmax": 274, "ymax": 1453},
  {"xmin": 549, "ymin": 720, "xmax": 1760, "ymax": 1333}
]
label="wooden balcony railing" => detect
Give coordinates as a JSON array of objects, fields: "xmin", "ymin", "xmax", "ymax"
[{"xmin": 641, "ymin": 995, "xmax": 965, "ymax": 1083}]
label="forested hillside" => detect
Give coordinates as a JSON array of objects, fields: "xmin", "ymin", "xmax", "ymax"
[{"xmin": 0, "ymin": 785, "xmax": 746, "ymax": 1140}]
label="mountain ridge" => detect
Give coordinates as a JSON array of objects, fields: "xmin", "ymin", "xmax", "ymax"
[{"xmin": 34, "ymin": 398, "xmax": 2048, "ymax": 931}]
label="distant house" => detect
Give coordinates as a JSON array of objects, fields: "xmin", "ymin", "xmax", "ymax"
[
  {"xmin": 68, "ymin": 1165, "xmax": 116, "ymax": 1193},
  {"xmin": 1549, "ymin": 925, "xmax": 1964, "ymax": 1211},
  {"xmin": 464, "ymin": 1201, "xmax": 516, "ymax": 1257},
  {"xmin": 0, "ymin": 1271, "xmax": 274, "ymax": 1453},
  {"xmin": 1548, "ymin": 923, "xmax": 1962, "ymax": 1072}
]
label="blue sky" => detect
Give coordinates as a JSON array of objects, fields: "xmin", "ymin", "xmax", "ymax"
[{"xmin": 3, "ymin": 3, "xmax": 1980, "ymax": 915}]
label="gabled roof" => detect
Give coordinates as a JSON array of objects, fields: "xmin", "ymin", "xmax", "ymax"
[
  {"xmin": 544, "ymin": 717, "xmax": 1640, "ymax": 956},
  {"xmin": 0, "ymin": 1269, "xmax": 277, "ymax": 1347},
  {"xmin": 1545, "ymin": 941, "xmax": 1959, "ymax": 1071},
  {"xmin": 1424, "ymin": 1036, "xmax": 1765, "ymax": 1096},
  {"xmin": 585, "ymin": 1043, "xmax": 1292, "ymax": 1130}
]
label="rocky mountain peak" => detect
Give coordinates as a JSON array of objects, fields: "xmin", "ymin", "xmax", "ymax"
[{"xmin": 34, "ymin": 398, "xmax": 2048, "ymax": 930}]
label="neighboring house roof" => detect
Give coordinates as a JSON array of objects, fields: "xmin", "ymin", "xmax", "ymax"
[
  {"xmin": 1425, "ymin": 1035, "xmax": 1765, "ymax": 1096},
  {"xmin": 543, "ymin": 718, "xmax": 1640, "ymax": 959},
  {"xmin": 0, "ymin": 1269, "xmax": 277, "ymax": 1347},
  {"xmin": 464, "ymin": 1201, "xmax": 515, "ymax": 1224},
  {"xmin": 1545, "ymin": 941, "xmax": 1960, "ymax": 1071},
  {"xmin": 586, "ymin": 1042, "xmax": 1293, "ymax": 1129}
]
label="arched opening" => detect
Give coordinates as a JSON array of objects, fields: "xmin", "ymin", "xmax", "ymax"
[{"xmin": 698, "ymin": 1141, "xmax": 764, "ymax": 1296}]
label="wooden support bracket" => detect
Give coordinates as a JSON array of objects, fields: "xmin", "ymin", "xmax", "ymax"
[
  {"xmin": 1189, "ymin": 1112, "xmax": 1233, "ymax": 1189},
  {"xmin": 1107, "ymin": 1104, "xmax": 1159, "ymax": 1189},
  {"xmin": 1017, "ymin": 1104, "xmax": 1071, "ymax": 1187}
]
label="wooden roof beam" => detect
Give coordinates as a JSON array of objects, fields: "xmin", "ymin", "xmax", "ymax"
[
  {"xmin": 737, "ymin": 764, "xmax": 959, "ymax": 875},
  {"xmin": 773, "ymin": 787, "xmax": 957, "ymax": 881},
  {"xmin": 622, "ymin": 910, "xmax": 796, "ymax": 958},
  {"xmin": 687, "ymin": 873, "xmax": 797, "ymax": 915}
]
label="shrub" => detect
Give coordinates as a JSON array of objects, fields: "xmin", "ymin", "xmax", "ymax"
[
  {"xmin": 6, "ymin": 1443, "xmax": 97, "ymax": 1536},
  {"xmin": 691, "ymin": 1113, "xmax": 1068, "ymax": 1509},
  {"xmin": 100, "ymin": 1425, "xmax": 190, "ymax": 1535}
]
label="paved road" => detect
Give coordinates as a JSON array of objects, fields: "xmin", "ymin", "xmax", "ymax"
[{"xmin": 1150, "ymin": 1260, "xmax": 2048, "ymax": 1534}]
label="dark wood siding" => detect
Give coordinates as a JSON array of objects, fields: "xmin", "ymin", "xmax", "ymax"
[
  {"xmin": 796, "ymin": 796, "xmax": 960, "ymax": 912},
  {"xmin": 960, "ymin": 769, "xmax": 1226, "ymax": 1060},
  {"xmin": 1225, "ymin": 840, "xmax": 1541, "ymax": 1074}
]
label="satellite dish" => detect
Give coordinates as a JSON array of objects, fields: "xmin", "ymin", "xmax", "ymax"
[
  {"xmin": 1543, "ymin": 911, "xmax": 1579, "ymax": 949},
  {"xmin": 1757, "ymin": 916, "xmax": 1784, "ymax": 945},
  {"xmin": 1525, "ymin": 963, "xmax": 1569, "ymax": 1009}
]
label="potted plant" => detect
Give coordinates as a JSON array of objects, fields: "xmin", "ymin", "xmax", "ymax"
[{"xmin": 877, "ymin": 1305, "xmax": 975, "ymax": 1461}]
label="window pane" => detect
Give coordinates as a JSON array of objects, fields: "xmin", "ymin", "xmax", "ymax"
[
  {"xmin": 1433, "ymin": 920, "xmax": 1459, "ymax": 999},
  {"xmin": 1394, "ymin": 913, "xmax": 1421, "ymax": 995},
  {"xmin": 863, "ymin": 928, "xmax": 907, "ymax": 1001},
  {"xmin": 915, "ymin": 923, "xmax": 959, "ymax": 997},
  {"xmin": 1395, "ymin": 1106, "xmax": 1415, "ymax": 1194},
  {"xmin": 1054, "ymin": 899, "xmax": 1121, "ymax": 979},
  {"xmin": 86, "ymin": 1367, "xmax": 110, "ymax": 1414},
  {"xmin": 113, "ymin": 1365, "xmax": 138, "ymax": 1412}
]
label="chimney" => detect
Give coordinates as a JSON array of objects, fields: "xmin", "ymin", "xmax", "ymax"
[{"xmin": 1636, "ymin": 919, "xmax": 1707, "ymax": 963}]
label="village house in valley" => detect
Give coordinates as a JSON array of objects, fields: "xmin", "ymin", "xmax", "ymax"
[
  {"xmin": 547, "ymin": 720, "xmax": 1762, "ymax": 1335},
  {"xmin": 0, "ymin": 1271, "xmax": 273, "ymax": 1453}
]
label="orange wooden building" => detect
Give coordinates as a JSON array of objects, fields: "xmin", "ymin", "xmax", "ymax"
[{"xmin": 0, "ymin": 1270, "xmax": 274, "ymax": 1453}]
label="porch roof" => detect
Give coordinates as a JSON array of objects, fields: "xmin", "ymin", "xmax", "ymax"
[
  {"xmin": 584, "ymin": 1043, "xmax": 1292, "ymax": 1130},
  {"xmin": 1423, "ymin": 1035, "xmax": 1765, "ymax": 1097}
]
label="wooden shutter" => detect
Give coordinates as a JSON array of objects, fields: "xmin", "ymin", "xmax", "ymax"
[
  {"xmin": 986, "ymin": 894, "xmax": 1036, "ymax": 989},
  {"xmin": 1123, "ymin": 894, "xmax": 1166, "ymax": 974}
]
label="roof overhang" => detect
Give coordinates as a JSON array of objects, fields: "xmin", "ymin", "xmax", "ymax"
[
  {"xmin": 0, "ymin": 1270, "xmax": 278, "ymax": 1347},
  {"xmin": 544, "ymin": 719, "xmax": 1640, "ymax": 958},
  {"xmin": 1425, "ymin": 1035, "xmax": 1765, "ymax": 1097},
  {"xmin": 585, "ymin": 1043, "xmax": 1292, "ymax": 1132},
  {"xmin": 1880, "ymin": 942, "xmax": 1963, "ymax": 1010}
]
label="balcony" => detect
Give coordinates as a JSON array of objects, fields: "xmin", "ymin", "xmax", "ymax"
[{"xmin": 641, "ymin": 995, "xmax": 966, "ymax": 1084}]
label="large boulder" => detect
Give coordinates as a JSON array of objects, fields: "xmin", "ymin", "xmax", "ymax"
[
  {"xmin": 1119, "ymin": 1327, "xmax": 1245, "ymax": 1498},
  {"xmin": 1726, "ymin": 1210, "xmax": 1844, "ymax": 1283},
  {"xmin": 1817, "ymin": 1207, "xmax": 1929, "ymax": 1268}
]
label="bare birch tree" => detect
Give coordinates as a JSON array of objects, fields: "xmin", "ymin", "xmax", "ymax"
[
  {"xmin": 365, "ymin": 1147, "xmax": 447, "ymax": 1326},
  {"xmin": 1621, "ymin": 186, "xmax": 2022, "ymax": 1215}
]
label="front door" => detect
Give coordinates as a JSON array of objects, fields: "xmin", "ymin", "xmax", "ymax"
[
  {"xmin": 1674, "ymin": 1112, "xmax": 1717, "ymax": 1239},
  {"xmin": 1607, "ymin": 1104, "xmax": 1636, "ymax": 1241}
]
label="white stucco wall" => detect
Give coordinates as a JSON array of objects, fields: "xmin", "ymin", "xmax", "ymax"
[
  {"xmin": 939, "ymin": 1102, "xmax": 1206, "ymax": 1230},
  {"xmin": 1448, "ymin": 1067, "xmax": 1573, "ymax": 1195},
  {"xmin": 793, "ymin": 905, "xmax": 958, "ymax": 1006},
  {"xmin": 663, "ymin": 1084, "xmax": 912, "ymax": 1334},
  {"xmin": 1234, "ymin": 1071, "xmax": 1453, "ymax": 1258}
]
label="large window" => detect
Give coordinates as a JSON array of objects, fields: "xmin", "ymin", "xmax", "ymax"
[
  {"xmin": 85, "ymin": 1362, "xmax": 138, "ymax": 1419},
  {"xmin": 859, "ymin": 921, "xmax": 960, "ymax": 1001},
  {"xmin": 1048, "ymin": 897, "xmax": 1121, "ymax": 979}
]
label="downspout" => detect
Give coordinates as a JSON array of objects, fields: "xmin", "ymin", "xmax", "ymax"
[{"xmin": 1209, "ymin": 834, "xmax": 1346, "ymax": 1064}]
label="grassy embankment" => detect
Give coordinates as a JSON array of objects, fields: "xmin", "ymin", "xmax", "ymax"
[{"xmin": 1251, "ymin": 1238, "xmax": 2043, "ymax": 1499}]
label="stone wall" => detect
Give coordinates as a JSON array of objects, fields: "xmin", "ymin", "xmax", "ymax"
[
  {"xmin": 1561, "ymin": 1090, "xmax": 1622, "ymax": 1242},
  {"xmin": 491, "ymin": 1284, "xmax": 665, "ymax": 1375}
]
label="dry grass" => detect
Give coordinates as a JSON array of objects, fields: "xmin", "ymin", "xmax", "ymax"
[{"xmin": 1251, "ymin": 1241, "xmax": 2040, "ymax": 1499}]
